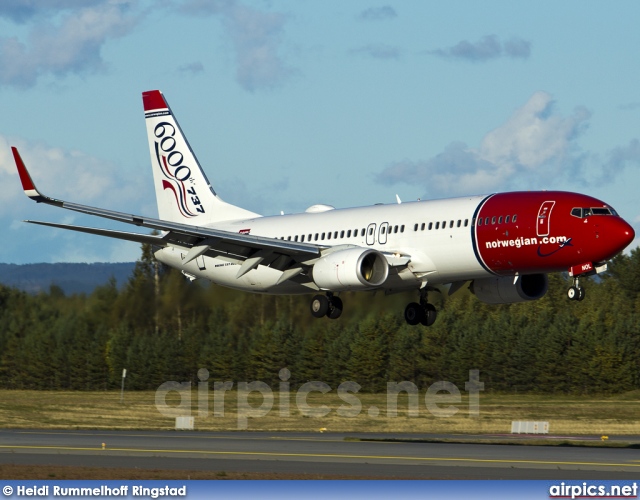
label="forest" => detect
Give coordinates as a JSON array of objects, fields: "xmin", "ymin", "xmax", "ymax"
[{"xmin": 1, "ymin": 243, "xmax": 639, "ymax": 394}]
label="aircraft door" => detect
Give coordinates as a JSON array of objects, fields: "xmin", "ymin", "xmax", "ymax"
[
  {"xmin": 366, "ymin": 223, "xmax": 377, "ymax": 246},
  {"xmin": 378, "ymin": 222, "xmax": 389, "ymax": 245},
  {"xmin": 536, "ymin": 201, "xmax": 556, "ymax": 237}
]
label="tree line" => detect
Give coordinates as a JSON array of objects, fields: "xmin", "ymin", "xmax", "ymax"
[{"xmin": 1, "ymin": 244, "xmax": 639, "ymax": 394}]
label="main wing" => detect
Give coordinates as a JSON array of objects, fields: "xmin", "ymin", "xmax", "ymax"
[{"xmin": 12, "ymin": 147, "xmax": 322, "ymax": 280}]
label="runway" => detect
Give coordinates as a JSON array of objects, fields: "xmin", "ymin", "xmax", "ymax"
[{"xmin": 1, "ymin": 429, "xmax": 639, "ymax": 479}]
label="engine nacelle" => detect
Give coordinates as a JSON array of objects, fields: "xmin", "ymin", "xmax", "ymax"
[
  {"xmin": 312, "ymin": 248, "xmax": 389, "ymax": 291},
  {"xmin": 471, "ymin": 274, "xmax": 548, "ymax": 304}
]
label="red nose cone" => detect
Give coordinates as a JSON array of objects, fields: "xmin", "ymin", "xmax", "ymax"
[
  {"xmin": 623, "ymin": 221, "xmax": 635, "ymax": 247},
  {"xmin": 614, "ymin": 218, "xmax": 636, "ymax": 253}
]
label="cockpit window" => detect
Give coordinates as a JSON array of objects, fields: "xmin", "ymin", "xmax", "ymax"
[
  {"xmin": 571, "ymin": 206, "xmax": 615, "ymax": 218},
  {"xmin": 592, "ymin": 207, "xmax": 611, "ymax": 215}
]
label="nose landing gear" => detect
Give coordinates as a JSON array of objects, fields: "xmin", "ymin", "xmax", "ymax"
[{"xmin": 567, "ymin": 276, "xmax": 585, "ymax": 301}]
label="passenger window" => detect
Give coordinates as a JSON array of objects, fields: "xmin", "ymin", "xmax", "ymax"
[
  {"xmin": 300, "ymin": 235, "xmax": 304, "ymax": 242},
  {"xmin": 369, "ymin": 227, "xmax": 374, "ymax": 235},
  {"xmin": 464, "ymin": 219, "xmax": 469, "ymax": 227},
  {"xmin": 498, "ymin": 216, "xmax": 503, "ymax": 224},
  {"xmin": 400, "ymin": 225, "xmax": 405, "ymax": 233},
  {"xmin": 287, "ymin": 236, "xmax": 291, "ymax": 241},
  {"xmin": 347, "ymin": 230, "xmax": 351, "ymax": 237},
  {"xmin": 327, "ymin": 232, "xmax": 332, "ymax": 240},
  {"xmin": 428, "ymin": 222, "xmax": 433, "ymax": 230},
  {"xmin": 505, "ymin": 215, "xmax": 510, "ymax": 223},
  {"xmin": 382, "ymin": 226, "xmax": 386, "ymax": 234},
  {"xmin": 512, "ymin": 215, "xmax": 517, "ymax": 223},
  {"xmin": 421, "ymin": 223, "xmax": 425, "ymax": 230},
  {"xmin": 321, "ymin": 233, "xmax": 325, "ymax": 240},
  {"xmin": 361, "ymin": 228, "xmax": 365, "ymax": 236},
  {"xmin": 485, "ymin": 217, "xmax": 489, "ymax": 225},
  {"xmin": 315, "ymin": 234, "xmax": 319, "ymax": 241},
  {"xmin": 478, "ymin": 218, "xmax": 482, "ymax": 226},
  {"xmin": 414, "ymin": 223, "xmax": 418, "ymax": 231},
  {"xmin": 457, "ymin": 220, "xmax": 461, "ymax": 228},
  {"xmin": 442, "ymin": 221, "xmax": 446, "ymax": 228},
  {"xmin": 435, "ymin": 222, "xmax": 440, "ymax": 230},
  {"xmin": 449, "ymin": 220, "xmax": 454, "ymax": 228},
  {"xmin": 393, "ymin": 225, "xmax": 398, "ymax": 233},
  {"xmin": 491, "ymin": 216, "xmax": 495, "ymax": 224}
]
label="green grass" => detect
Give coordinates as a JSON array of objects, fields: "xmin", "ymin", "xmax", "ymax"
[{"xmin": 0, "ymin": 389, "xmax": 638, "ymax": 435}]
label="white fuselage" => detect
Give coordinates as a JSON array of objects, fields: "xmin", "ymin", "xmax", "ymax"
[{"xmin": 155, "ymin": 195, "xmax": 492, "ymax": 294}]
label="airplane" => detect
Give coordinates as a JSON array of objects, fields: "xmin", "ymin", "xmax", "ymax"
[{"xmin": 12, "ymin": 90, "xmax": 636, "ymax": 326}]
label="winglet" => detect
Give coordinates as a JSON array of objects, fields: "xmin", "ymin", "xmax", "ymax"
[
  {"xmin": 12, "ymin": 147, "xmax": 59, "ymax": 205},
  {"xmin": 12, "ymin": 147, "xmax": 42, "ymax": 200}
]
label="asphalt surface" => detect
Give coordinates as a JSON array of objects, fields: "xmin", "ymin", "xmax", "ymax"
[{"xmin": 1, "ymin": 429, "xmax": 639, "ymax": 479}]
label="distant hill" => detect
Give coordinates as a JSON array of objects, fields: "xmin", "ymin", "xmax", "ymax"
[{"xmin": 0, "ymin": 262, "xmax": 136, "ymax": 295}]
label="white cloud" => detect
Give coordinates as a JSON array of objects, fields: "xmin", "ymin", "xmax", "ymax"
[
  {"xmin": 377, "ymin": 92, "xmax": 592, "ymax": 196},
  {"xmin": 0, "ymin": 0, "xmax": 141, "ymax": 88},
  {"xmin": 180, "ymin": 0, "xmax": 295, "ymax": 92},
  {"xmin": 480, "ymin": 91, "xmax": 590, "ymax": 172},
  {"xmin": 598, "ymin": 139, "xmax": 640, "ymax": 183},
  {"xmin": 429, "ymin": 35, "xmax": 531, "ymax": 62},
  {"xmin": 1, "ymin": 134, "xmax": 147, "ymax": 216},
  {"xmin": 0, "ymin": 0, "xmax": 104, "ymax": 23},
  {"xmin": 178, "ymin": 61, "xmax": 205, "ymax": 75},
  {"xmin": 350, "ymin": 44, "xmax": 401, "ymax": 60},
  {"xmin": 358, "ymin": 6, "xmax": 397, "ymax": 21}
]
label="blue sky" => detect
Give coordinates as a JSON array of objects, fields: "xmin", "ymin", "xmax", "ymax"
[{"xmin": 1, "ymin": 0, "xmax": 639, "ymax": 263}]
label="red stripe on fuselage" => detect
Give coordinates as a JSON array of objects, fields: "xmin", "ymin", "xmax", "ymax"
[{"xmin": 475, "ymin": 191, "xmax": 632, "ymax": 275}]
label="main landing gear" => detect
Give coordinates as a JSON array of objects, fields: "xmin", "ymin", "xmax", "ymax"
[
  {"xmin": 310, "ymin": 293, "xmax": 343, "ymax": 320},
  {"xmin": 404, "ymin": 290, "xmax": 437, "ymax": 326},
  {"xmin": 567, "ymin": 276, "xmax": 585, "ymax": 301}
]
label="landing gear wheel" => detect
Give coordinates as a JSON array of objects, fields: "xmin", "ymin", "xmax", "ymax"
[
  {"xmin": 310, "ymin": 295, "xmax": 329, "ymax": 318},
  {"xmin": 327, "ymin": 296, "xmax": 343, "ymax": 319},
  {"xmin": 567, "ymin": 283, "xmax": 586, "ymax": 302},
  {"xmin": 404, "ymin": 302, "xmax": 422, "ymax": 326},
  {"xmin": 420, "ymin": 303, "xmax": 437, "ymax": 326}
]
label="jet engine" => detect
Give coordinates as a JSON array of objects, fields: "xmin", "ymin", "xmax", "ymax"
[
  {"xmin": 471, "ymin": 274, "xmax": 548, "ymax": 304},
  {"xmin": 312, "ymin": 248, "xmax": 389, "ymax": 291}
]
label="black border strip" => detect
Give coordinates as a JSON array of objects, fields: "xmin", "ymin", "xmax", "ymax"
[{"xmin": 471, "ymin": 193, "xmax": 499, "ymax": 276}]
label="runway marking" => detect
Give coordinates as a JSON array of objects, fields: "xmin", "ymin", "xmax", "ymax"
[
  {"xmin": 14, "ymin": 431, "xmax": 346, "ymax": 444},
  {"xmin": 1, "ymin": 445, "xmax": 638, "ymax": 469}
]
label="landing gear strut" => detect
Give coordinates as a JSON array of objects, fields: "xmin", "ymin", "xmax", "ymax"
[
  {"xmin": 404, "ymin": 290, "xmax": 437, "ymax": 326},
  {"xmin": 567, "ymin": 276, "xmax": 585, "ymax": 301},
  {"xmin": 310, "ymin": 293, "xmax": 343, "ymax": 319}
]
